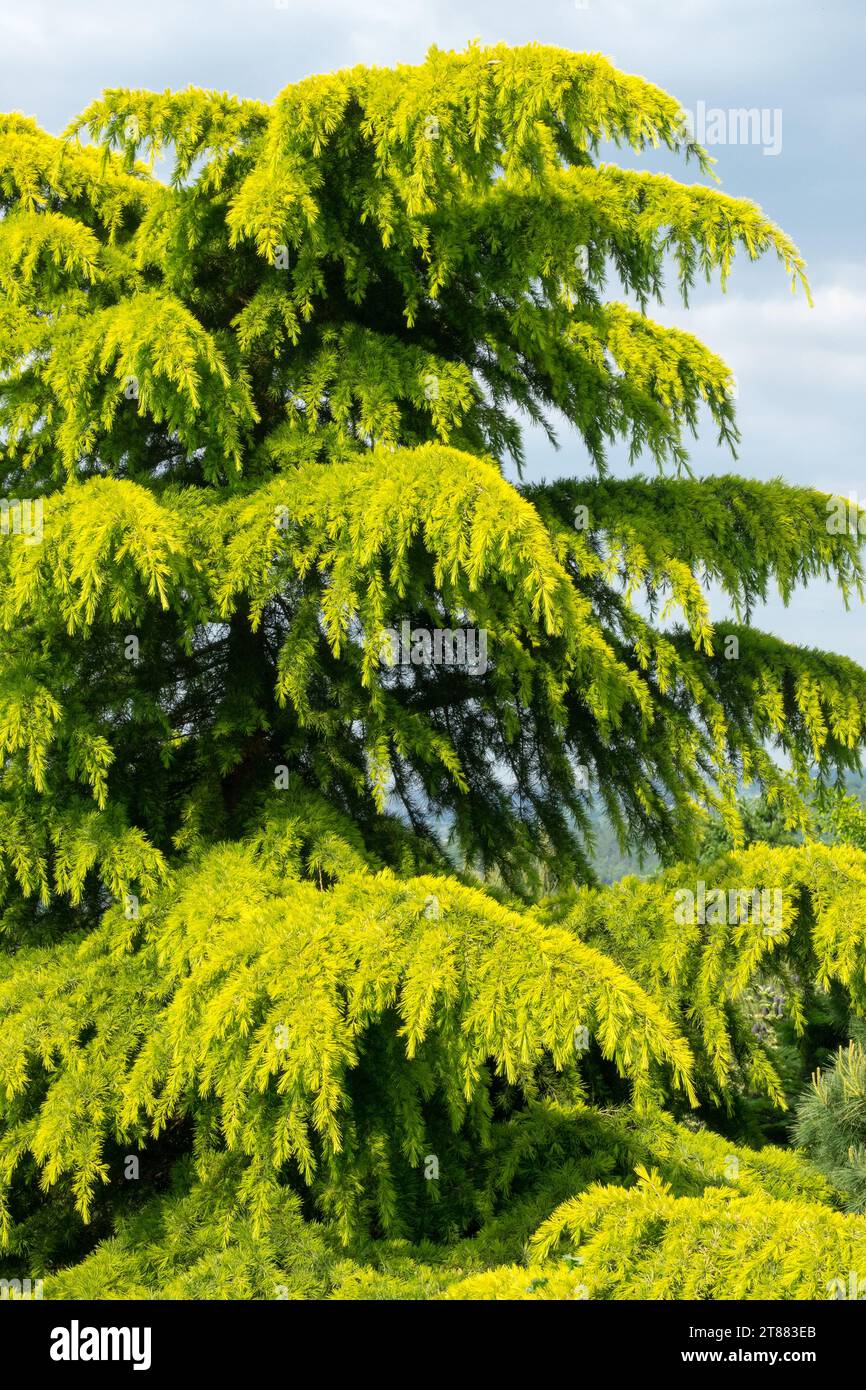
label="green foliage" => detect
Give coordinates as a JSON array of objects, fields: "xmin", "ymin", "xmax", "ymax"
[
  {"xmin": 5, "ymin": 833, "xmax": 865, "ymax": 1284},
  {"xmin": 2, "ymin": 42, "xmax": 866, "ymax": 1299},
  {"xmin": 0, "ymin": 836, "xmax": 696, "ymax": 1250},
  {"xmin": 815, "ymin": 784, "xmax": 866, "ymax": 853},
  {"xmin": 537, "ymin": 842, "xmax": 866, "ymax": 1114},
  {"xmin": 44, "ymin": 1157, "xmax": 335, "ymax": 1301},
  {"xmin": 696, "ymin": 788, "xmax": 802, "ymax": 865},
  {"xmin": 794, "ymin": 1041, "xmax": 866, "ymax": 1212},
  {"xmin": 451, "ymin": 1179, "xmax": 866, "ymax": 1300},
  {"xmin": 30, "ymin": 1106, "xmax": 833, "ymax": 1299},
  {"xmin": 0, "ymin": 43, "xmax": 861, "ymax": 894}
]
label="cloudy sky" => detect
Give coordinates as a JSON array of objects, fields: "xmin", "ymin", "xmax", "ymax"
[{"xmin": 2, "ymin": 0, "xmax": 864, "ymax": 657}]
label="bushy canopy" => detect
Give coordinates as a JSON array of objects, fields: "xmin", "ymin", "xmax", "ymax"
[{"xmin": 1, "ymin": 42, "xmax": 865, "ymax": 1300}]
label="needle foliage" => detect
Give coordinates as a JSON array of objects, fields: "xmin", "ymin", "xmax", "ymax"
[{"xmin": 1, "ymin": 43, "xmax": 865, "ymax": 1300}]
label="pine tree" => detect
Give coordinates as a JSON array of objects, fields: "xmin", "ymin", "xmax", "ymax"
[
  {"xmin": 2, "ymin": 42, "xmax": 866, "ymax": 1300},
  {"xmin": 794, "ymin": 1040, "xmax": 866, "ymax": 1212}
]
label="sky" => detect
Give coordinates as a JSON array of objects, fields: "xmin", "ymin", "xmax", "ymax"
[{"xmin": 1, "ymin": 0, "xmax": 865, "ymax": 658}]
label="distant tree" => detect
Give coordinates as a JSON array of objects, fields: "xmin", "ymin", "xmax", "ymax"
[
  {"xmin": 815, "ymin": 785, "xmax": 866, "ymax": 853},
  {"xmin": 696, "ymin": 790, "xmax": 803, "ymax": 865}
]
